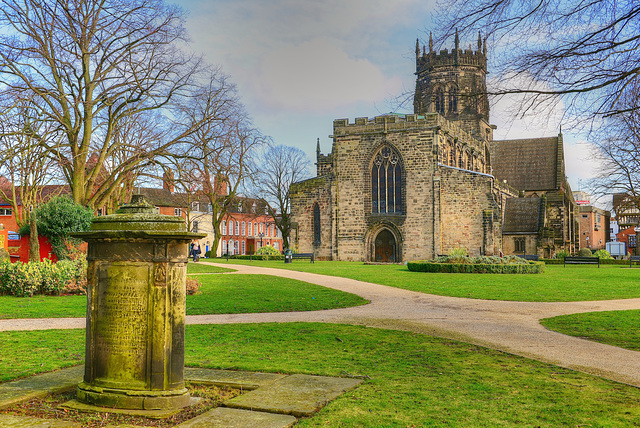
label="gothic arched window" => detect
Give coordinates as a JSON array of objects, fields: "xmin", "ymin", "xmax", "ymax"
[
  {"xmin": 313, "ymin": 203, "xmax": 321, "ymax": 245},
  {"xmin": 372, "ymin": 145, "xmax": 403, "ymax": 214},
  {"xmin": 448, "ymin": 84, "xmax": 458, "ymax": 114},
  {"xmin": 434, "ymin": 87, "xmax": 445, "ymax": 115}
]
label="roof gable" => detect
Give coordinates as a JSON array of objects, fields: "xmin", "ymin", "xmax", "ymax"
[
  {"xmin": 503, "ymin": 197, "xmax": 543, "ymax": 234},
  {"xmin": 490, "ymin": 136, "xmax": 562, "ymax": 191}
]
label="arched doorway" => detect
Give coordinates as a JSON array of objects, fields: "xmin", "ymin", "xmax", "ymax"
[{"xmin": 374, "ymin": 229, "xmax": 397, "ymax": 262}]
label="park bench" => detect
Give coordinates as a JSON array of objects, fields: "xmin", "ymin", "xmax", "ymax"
[
  {"xmin": 564, "ymin": 256, "xmax": 599, "ymax": 268},
  {"xmin": 630, "ymin": 256, "xmax": 640, "ymax": 268},
  {"xmin": 292, "ymin": 253, "xmax": 315, "ymax": 263},
  {"xmin": 516, "ymin": 254, "xmax": 539, "ymax": 261}
]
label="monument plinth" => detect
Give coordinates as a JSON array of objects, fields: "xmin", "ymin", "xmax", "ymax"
[{"xmin": 75, "ymin": 195, "xmax": 205, "ymax": 410}]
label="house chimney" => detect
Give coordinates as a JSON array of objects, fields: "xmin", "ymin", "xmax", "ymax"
[
  {"xmin": 213, "ymin": 174, "xmax": 228, "ymax": 196},
  {"xmin": 163, "ymin": 170, "xmax": 175, "ymax": 193}
]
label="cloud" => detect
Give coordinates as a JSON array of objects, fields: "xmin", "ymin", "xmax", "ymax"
[{"xmin": 251, "ymin": 38, "xmax": 402, "ymax": 113}]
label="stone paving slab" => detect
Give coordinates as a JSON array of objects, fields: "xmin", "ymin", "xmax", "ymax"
[
  {"xmin": 0, "ymin": 366, "xmax": 83, "ymax": 410},
  {"xmin": 175, "ymin": 407, "xmax": 296, "ymax": 428},
  {"xmin": 0, "ymin": 414, "xmax": 81, "ymax": 427},
  {"xmin": 224, "ymin": 374, "xmax": 363, "ymax": 417},
  {"xmin": 184, "ymin": 367, "xmax": 285, "ymax": 390}
]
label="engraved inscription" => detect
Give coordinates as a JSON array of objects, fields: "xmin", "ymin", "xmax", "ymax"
[{"xmin": 94, "ymin": 262, "xmax": 150, "ymax": 384}]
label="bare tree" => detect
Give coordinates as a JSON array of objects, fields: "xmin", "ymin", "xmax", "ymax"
[
  {"xmin": 0, "ymin": 96, "xmax": 60, "ymax": 260},
  {"xmin": 590, "ymin": 83, "xmax": 640, "ymax": 211},
  {"xmin": 170, "ymin": 74, "xmax": 264, "ymax": 255},
  {"xmin": 434, "ymin": 0, "xmax": 640, "ymax": 122},
  {"xmin": 0, "ymin": 0, "xmax": 216, "ymax": 209},
  {"xmin": 255, "ymin": 145, "xmax": 311, "ymax": 250}
]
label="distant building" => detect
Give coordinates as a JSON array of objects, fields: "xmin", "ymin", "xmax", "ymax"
[
  {"xmin": 578, "ymin": 205, "xmax": 610, "ymax": 250},
  {"xmin": 613, "ymin": 193, "xmax": 640, "ymax": 230},
  {"xmin": 617, "ymin": 226, "xmax": 637, "ymax": 255}
]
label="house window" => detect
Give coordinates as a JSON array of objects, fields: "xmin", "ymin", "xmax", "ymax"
[
  {"xmin": 274, "ymin": 241, "xmax": 279, "ymax": 251},
  {"xmin": 222, "ymin": 240, "xmax": 227, "ymax": 255},
  {"xmin": 222, "ymin": 220, "xmax": 227, "ymax": 235},
  {"xmin": 248, "ymin": 222, "xmax": 252, "ymax": 236},
  {"xmin": 228, "ymin": 239, "xmax": 234, "ymax": 255},
  {"xmin": 514, "ymin": 237, "xmax": 526, "ymax": 253},
  {"xmin": 254, "ymin": 222, "xmax": 258, "ymax": 235},
  {"xmin": 0, "ymin": 208, "xmax": 11, "ymax": 216},
  {"xmin": 371, "ymin": 145, "xmax": 403, "ymax": 214},
  {"xmin": 174, "ymin": 208, "xmax": 182, "ymax": 216},
  {"xmin": 313, "ymin": 202, "xmax": 321, "ymax": 245},
  {"xmin": 235, "ymin": 240, "xmax": 239, "ymax": 254},
  {"xmin": 241, "ymin": 240, "xmax": 246, "ymax": 255},
  {"xmin": 241, "ymin": 221, "xmax": 246, "ymax": 236},
  {"xmin": 582, "ymin": 214, "xmax": 588, "ymax": 218},
  {"xmin": 96, "ymin": 208, "xmax": 103, "ymax": 216},
  {"xmin": 235, "ymin": 221, "xmax": 239, "ymax": 235}
]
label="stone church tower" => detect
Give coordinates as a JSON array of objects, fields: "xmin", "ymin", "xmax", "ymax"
[{"xmin": 414, "ymin": 30, "xmax": 493, "ymax": 142}]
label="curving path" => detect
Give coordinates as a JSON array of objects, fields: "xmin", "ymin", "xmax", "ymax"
[{"xmin": 3, "ymin": 262, "xmax": 640, "ymax": 388}]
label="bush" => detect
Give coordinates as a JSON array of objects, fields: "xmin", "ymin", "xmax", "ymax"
[
  {"xmin": 204, "ymin": 250, "xmax": 212, "ymax": 258},
  {"xmin": 593, "ymin": 249, "xmax": 612, "ymax": 260},
  {"xmin": 554, "ymin": 249, "xmax": 571, "ymax": 260},
  {"xmin": 0, "ymin": 248, "xmax": 9, "ymax": 262},
  {"xmin": 186, "ymin": 276, "xmax": 202, "ymax": 295},
  {"xmin": 32, "ymin": 196, "xmax": 93, "ymax": 260},
  {"xmin": 578, "ymin": 248, "xmax": 593, "ymax": 257},
  {"xmin": 407, "ymin": 260, "xmax": 544, "ymax": 274},
  {"xmin": 0, "ymin": 258, "xmax": 87, "ymax": 297},
  {"xmin": 256, "ymin": 245, "xmax": 281, "ymax": 256}
]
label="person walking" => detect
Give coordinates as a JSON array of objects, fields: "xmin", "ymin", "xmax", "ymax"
[{"xmin": 192, "ymin": 240, "xmax": 201, "ymax": 262}]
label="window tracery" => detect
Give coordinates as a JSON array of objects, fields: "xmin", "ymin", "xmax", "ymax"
[{"xmin": 371, "ymin": 145, "xmax": 403, "ymax": 214}]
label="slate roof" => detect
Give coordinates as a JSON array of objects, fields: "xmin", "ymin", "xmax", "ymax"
[
  {"xmin": 490, "ymin": 136, "xmax": 562, "ymax": 191},
  {"xmin": 138, "ymin": 187, "xmax": 188, "ymax": 208},
  {"xmin": 503, "ymin": 197, "xmax": 543, "ymax": 234}
]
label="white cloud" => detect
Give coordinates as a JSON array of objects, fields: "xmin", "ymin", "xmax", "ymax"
[{"xmin": 252, "ymin": 38, "xmax": 402, "ymax": 113}]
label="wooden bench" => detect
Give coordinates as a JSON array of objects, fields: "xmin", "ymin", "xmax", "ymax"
[
  {"xmin": 292, "ymin": 253, "xmax": 314, "ymax": 263},
  {"xmin": 564, "ymin": 256, "xmax": 599, "ymax": 267},
  {"xmin": 630, "ymin": 256, "xmax": 640, "ymax": 268},
  {"xmin": 516, "ymin": 254, "xmax": 540, "ymax": 261}
]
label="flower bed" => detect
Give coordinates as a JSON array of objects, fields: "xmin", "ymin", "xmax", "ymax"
[{"xmin": 408, "ymin": 255, "xmax": 544, "ymax": 274}]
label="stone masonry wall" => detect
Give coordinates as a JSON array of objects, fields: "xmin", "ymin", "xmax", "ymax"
[
  {"xmin": 439, "ymin": 165, "xmax": 502, "ymax": 256},
  {"xmin": 289, "ymin": 175, "xmax": 333, "ymax": 260},
  {"xmin": 330, "ymin": 115, "xmax": 439, "ymax": 262}
]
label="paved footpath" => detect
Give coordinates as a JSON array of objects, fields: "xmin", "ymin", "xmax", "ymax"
[{"xmin": 3, "ymin": 262, "xmax": 640, "ymax": 388}]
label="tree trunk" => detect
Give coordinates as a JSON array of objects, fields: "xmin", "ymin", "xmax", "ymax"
[{"xmin": 28, "ymin": 210, "xmax": 39, "ymax": 262}]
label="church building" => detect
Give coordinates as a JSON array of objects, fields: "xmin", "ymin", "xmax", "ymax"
[{"xmin": 290, "ymin": 32, "xmax": 576, "ymax": 262}]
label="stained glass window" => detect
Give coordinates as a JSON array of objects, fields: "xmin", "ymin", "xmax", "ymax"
[{"xmin": 372, "ymin": 146, "xmax": 402, "ymax": 214}]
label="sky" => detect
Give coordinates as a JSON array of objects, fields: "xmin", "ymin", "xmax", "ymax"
[{"xmin": 179, "ymin": 0, "xmax": 602, "ymax": 201}]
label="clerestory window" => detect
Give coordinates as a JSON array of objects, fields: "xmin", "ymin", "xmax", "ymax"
[{"xmin": 371, "ymin": 145, "xmax": 403, "ymax": 214}]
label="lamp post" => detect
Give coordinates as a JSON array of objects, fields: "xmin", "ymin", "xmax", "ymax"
[{"xmin": 258, "ymin": 232, "xmax": 264, "ymax": 248}]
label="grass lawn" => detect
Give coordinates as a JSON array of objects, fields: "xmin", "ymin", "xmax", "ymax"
[
  {"xmin": 211, "ymin": 259, "xmax": 640, "ymax": 302},
  {"xmin": 186, "ymin": 274, "xmax": 366, "ymax": 315},
  {"xmin": 0, "ymin": 274, "xmax": 366, "ymax": 319},
  {"xmin": 541, "ymin": 310, "xmax": 640, "ymax": 352},
  {"xmin": 186, "ymin": 262, "xmax": 236, "ymax": 274},
  {"xmin": 2, "ymin": 324, "xmax": 640, "ymax": 426}
]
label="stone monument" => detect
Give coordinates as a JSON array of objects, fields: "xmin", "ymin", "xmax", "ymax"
[{"xmin": 74, "ymin": 195, "xmax": 205, "ymax": 410}]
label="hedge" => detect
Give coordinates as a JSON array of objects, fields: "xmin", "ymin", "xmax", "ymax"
[
  {"xmin": 224, "ymin": 254, "xmax": 285, "ymax": 261},
  {"xmin": 540, "ymin": 258, "xmax": 633, "ymax": 265},
  {"xmin": 407, "ymin": 261, "xmax": 545, "ymax": 274}
]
